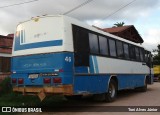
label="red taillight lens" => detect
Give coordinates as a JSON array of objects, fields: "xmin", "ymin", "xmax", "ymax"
[
  {"xmin": 53, "ymin": 78, "xmax": 62, "ymax": 83},
  {"xmin": 59, "ymin": 69, "xmax": 64, "ymax": 72},
  {"xmin": 18, "ymin": 78, "xmax": 24, "ymax": 84},
  {"xmin": 43, "ymin": 78, "xmax": 51, "ymax": 84},
  {"xmin": 12, "ymin": 78, "xmax": 17, "ymax": 84}
]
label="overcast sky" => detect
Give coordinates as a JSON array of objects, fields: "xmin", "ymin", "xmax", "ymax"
[{"xmin": 0, "ymin": 0, "xmax": 160, "ymax": 51}]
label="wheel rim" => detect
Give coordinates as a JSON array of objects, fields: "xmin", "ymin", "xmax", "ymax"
[{"xmin": 109, "ymin": 83, "xmax": 115, "ymax": 98}]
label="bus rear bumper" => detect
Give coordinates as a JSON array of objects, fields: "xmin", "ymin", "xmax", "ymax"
[{"xmin": 13, "ymin": 85, "xmax": 73, "ymax": 97}]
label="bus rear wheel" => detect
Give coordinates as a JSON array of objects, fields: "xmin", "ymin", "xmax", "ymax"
[{"xmin": 104, "ymin": 79, "xmax": 117, "ymax": 102}]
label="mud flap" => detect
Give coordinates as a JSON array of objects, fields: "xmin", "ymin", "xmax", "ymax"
[
  {"xmin": 38, "ymin": 90, "xmax": 46, "ymax": 101},
  {"xmin": 22, "ymin": 88, "xmax": 26, "ymax": 95}
]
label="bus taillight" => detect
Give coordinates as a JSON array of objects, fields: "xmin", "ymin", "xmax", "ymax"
[
  {"xmin": 43, "ymin": 78, "xmax": 51, "ymax": 84},
  {"xmin": 59, "ymin": 69, "xmax": 64, "ymax": 72},
  {"xmin": 53, "ymin": 78, "xmax": 62, "ymax": 83},
  {"xmin": 12, "ymin": 78, "xmax": 17, "ymax": 84},
  {"xmin": 18, "ymin": 78, "xmax": 24, "ymax": 84}
]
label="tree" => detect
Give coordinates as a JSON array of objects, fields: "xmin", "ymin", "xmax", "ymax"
[
  {"xmin": 113, "ymin": 22, "xmax": 125, "ymax": 27},
  {"xmin": 153, "ymin": 44, "xmax": 160, "ymax": 65}
]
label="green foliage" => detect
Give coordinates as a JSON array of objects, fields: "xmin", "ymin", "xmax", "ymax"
[
  {"xmin": 153, "ymin": 44, "xmax": 160, "ymax": 65},
  {"xmin": 113, "ymin": 22, "xmax": 125, "ymax": 27},
  {"xmin": 0, "ymin": 77, "xmax": 12, "ymax": 95},
  {"xmin": 0, "ymin": 93, "xmax": 40, "ymax": 106},
  {"xmin": 0, "ymin": 92, "xmax": 66, "ymax": 106}
]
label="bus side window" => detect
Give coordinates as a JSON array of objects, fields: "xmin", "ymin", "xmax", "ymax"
[
  {"xmin": 145, "ymin": 51, "xmax": 152, "ymax": 68},
  {"xmin": 116, "ymin": 41, "xmax": 124, "ymax": 58},
  {"xmin": 89, "ymin": 33, "xmax": 99, "ymax": 54},
  {"xmin": 145, "ymin": 51, "xmax": 149, "ymax": 63},
  {"xmin": 72, "ymin": 25, "xmax": 89, "ymax": 66},
  {"xmin": 123, "ymin": 43, "xmax": 130, "ymax": 59},
  {"xmin": 140, "ymin": 48, "xmax": 145, "ymax": 62},
  {"xmin": 129, "ymin": 45, "xmax": 136, "ymax": 60},
  {"xmin": 135, "ymin": 47, "xmax": 140, "ymax": 61},
  {"xmin": 109, "ymin": 39, "xmax": 117, "ymax": 57},
  {"xmin": 99, "ymin": 36, "xmax": 109, "ymax": 56}
]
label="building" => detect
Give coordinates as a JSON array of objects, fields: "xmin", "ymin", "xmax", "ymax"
[
  {"xmin": 102, "ymin": 25, "xmax": 143, "ymax": 43},
  {"xmin": 0, "ymin": 34, "xmax": 13, "ymax": 82}
]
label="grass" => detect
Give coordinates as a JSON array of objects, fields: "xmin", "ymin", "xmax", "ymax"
[
  {"xmin": 0, "ymin": 93, "xmax": 39, "ymax": 106},
  {"xmin": 0, "ymin": 77, "xmax": 76, "ymax": 115},
  {"xmin": 0, "ymin": 77, "xmax": 67, "ymax": 107},
  {"xmin": 0, "ymin": 93, "xmax": 67, "ymax": 106},
  {"xmin": 0, "ymin": 92, "xmax": 67, "ymax": 115},
  {"xmin": 0, "ymin": 77, "xmax": 12, "ymax": 95}
]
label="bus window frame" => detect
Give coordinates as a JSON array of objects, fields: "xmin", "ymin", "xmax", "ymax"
[{"xmin": 72, "ymin": 24, "xmax": 146, "ymax": 63}]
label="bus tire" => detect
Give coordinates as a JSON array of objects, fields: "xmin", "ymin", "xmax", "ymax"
[
  {"xmin": 139, "ymin": 78, "xmax": 147, "ymax": 92},
  {"xmin": 104, "ymin": 79, "xmax": 117, "ymax": 102}
]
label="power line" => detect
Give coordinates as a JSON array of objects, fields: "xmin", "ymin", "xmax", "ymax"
[
  {"xmin": 63, "ymin": 0, "xmax": 94, "ymax": 15},
  {"xmin": 104, "ymin": 0, "xmax": 137, "ymax": 19},
  {"xmin": 0, "ymin": 0, "xmax": 39, "ymax": 9},
  {"xmin": 94, "ymin": 0, "xmax": 137, "ymax": 26},
  {"xmin": 0, "ymin": 0, "xmax": 136, "ymax": 22}
]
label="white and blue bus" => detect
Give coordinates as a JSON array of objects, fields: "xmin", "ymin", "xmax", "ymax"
[{"xmin": 11, "ymin": 15, "xmax": 153, "ymax": 102}]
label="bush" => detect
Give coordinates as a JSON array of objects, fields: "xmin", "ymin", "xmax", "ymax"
[{"xmin": 0, "ymin": 77, "xmax": 12, "ymax": 95}]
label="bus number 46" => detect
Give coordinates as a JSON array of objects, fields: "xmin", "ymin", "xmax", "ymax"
[{"xmin": 65, "ymin": 57, "xmax": 71, "ymax": 62}]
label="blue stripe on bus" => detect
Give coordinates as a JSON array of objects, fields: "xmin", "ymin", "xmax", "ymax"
[{"xmin": 14, "ymin": 31, "xmax": 63, "ymax": 51}]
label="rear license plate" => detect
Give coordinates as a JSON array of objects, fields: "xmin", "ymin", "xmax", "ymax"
[{"xmin": 29, "ymin": 74, "xmax": 39, "ymax": 79}]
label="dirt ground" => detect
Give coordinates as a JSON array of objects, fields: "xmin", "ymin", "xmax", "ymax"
[{"xmin": 11, "ymin": 82, "xmax": 160, "ymax": 114}]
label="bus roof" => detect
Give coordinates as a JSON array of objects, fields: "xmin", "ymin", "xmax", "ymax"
[{"xmin": 18, "ymin": 15, "xmax": 144, "ymax": 48}]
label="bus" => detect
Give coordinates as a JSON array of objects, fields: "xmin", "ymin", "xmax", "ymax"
[{"xmin": 11, "ymin": 15, "xmax": 153, "ymax": 102}]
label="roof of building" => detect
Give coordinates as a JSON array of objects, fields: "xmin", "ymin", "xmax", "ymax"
[
  {"xmin": 103, "ymin": 25, "xmax": 132, "ymax": 33},
  {"xmin": 101, "ymin": 25, "xmax": 143, "ymax": 43}
]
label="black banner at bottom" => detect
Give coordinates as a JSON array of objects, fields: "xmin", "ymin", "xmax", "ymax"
[{"xmin": 1, "ymin": 106, "xmax": 160, "ymax": 112}]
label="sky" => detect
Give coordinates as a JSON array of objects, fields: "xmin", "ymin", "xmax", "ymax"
[{"xmin": 0, "ymin": 0, "xmax": 160, "ymax": 52}]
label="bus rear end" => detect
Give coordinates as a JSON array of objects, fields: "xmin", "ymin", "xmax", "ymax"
[{"xmin": 11, "ymin": 16, "xmax": 73, "ymax": 100}]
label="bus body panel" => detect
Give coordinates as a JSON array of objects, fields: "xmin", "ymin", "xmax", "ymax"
[
  {"xmin": 73, "ymin": 55, "xmax": 151, "ymax": 94},
  {"xmin": 12, "ymin": 16, "xmax": 72, "ymax": 56},
  {"xmin": 12, "ymin": 52, "xmax": 74, "ymax": 86},
  {"xmin": 74, "ymin": 75, "xmax": 110, "ymax": 94},
  {"xmin": 96, "ymin": 56, "xmax": 150, "ymax": 74},
  {"xmin": 73, "ymin": 74, "xmax": 146, "ymax": 94},
  {"xmin": 77, "ymin": 55, "xmax": 150, "ymax": 75}
]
